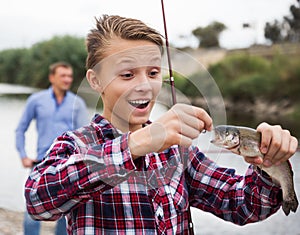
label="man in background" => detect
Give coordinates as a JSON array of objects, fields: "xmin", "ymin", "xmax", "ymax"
[{"xmin": 15, "ymin": 61, "xmax": 88, "ymax": 235}]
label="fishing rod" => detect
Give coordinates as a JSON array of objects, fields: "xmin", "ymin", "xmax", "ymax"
[
  {"xmin": 160, "ymin": 0, "xmax": 177, "ymax": 105},
  {"xmin": 160, "ymin": 1, "xmax": 194, "ymax": 234}
]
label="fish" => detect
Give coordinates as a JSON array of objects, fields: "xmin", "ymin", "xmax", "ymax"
[{"xmin": 210, "ymin": 125, "xmax": 298, "ymax": 216}]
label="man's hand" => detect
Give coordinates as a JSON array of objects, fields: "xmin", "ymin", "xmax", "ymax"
[{"xmin": 21, "ymin": 157, "xmax": 37, "ymax": 168}]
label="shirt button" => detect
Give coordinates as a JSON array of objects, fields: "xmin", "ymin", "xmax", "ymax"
[
  {"xmin": 169, "ymin": 157, "xmax": 177, "ymax": 167},
  {"xmin": 119, "ymin": 168, "xmax": 126, "ymax": 176},
  {"xmin": 151, "ymin": 177, "xmax": 157, "ymax": 186}
]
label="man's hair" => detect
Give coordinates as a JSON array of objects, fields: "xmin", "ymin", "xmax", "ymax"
[
  {"xmin": 85, "ymin": 15, "xmax": 164, "ymax": 69},
  {"xmin": 49, "ymin": 61, "xmax": 72, "ymax": 75}
]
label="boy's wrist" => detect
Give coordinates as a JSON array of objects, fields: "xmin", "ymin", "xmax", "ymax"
[
  {"xmin": 128, "ymin": 124, "xmax": 164, "ymax": 159},
  {"xmin": 128, "ymin": 126, "xmax": 155, "ymax": 159}
]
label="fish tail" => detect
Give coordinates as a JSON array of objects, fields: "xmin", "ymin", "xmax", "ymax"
[{"xmin": 282, "ymin": 195, "xmax": 299, "ymax": 216}]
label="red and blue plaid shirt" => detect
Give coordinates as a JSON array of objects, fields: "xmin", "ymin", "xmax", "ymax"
[{"xmin": 25, "ymin": 114, "xmax": 282, "ymax": 235}]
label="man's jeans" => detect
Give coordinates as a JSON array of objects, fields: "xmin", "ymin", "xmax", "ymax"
[{"xmin": 24, "ymin": 211, "xmax": 67, "ymax": 235}]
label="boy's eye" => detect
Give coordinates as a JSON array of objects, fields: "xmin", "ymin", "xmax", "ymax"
[
  {"xmin": 121, "ymin": 72, "xmax": 133, "ymax": 79},
  {"xmin": 149, "ymin": 69, "xmax": 160, "ymax": 78}
]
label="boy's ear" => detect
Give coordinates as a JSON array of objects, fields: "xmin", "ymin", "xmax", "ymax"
[{"xmin": 86, "ymin": 69, "xmax": 102, "ymax": 92}]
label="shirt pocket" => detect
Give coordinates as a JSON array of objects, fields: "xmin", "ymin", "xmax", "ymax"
[
  {"xmin": 166, "ymin": 160, "xmax": 189, "ymax": 213},
  {"xmin": 171, "ymin": 174, "xmax": 189, "ymax": 213}
]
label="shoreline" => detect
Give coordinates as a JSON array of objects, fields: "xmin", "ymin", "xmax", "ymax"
[{"xmin": 0, "ymin": 208, "xmax": 55, "ymax": 235}]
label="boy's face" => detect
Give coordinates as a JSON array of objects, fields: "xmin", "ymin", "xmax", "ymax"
[{"xmin": 89, "ymin": 38, "xmax": 162, "ymax": 132}]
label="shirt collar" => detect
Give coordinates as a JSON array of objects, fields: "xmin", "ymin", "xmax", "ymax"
[
  {"xmin": 48, "ymin": 86, "xmax": 69, "ymax": 102},
  {"xmin": 91, "ymin": 114, "xmax": 151, "ymax": 139},
  {"xmin": 92, "ymin": 114, "xmax": 121, "ymax": 140}
]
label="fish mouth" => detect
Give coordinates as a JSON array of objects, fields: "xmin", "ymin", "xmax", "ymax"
[
  {"xmin": 224, "ymin": 142, "xmax": 240, "ymax": 150},
  {"xmin": 211, "ymin": 127, "xmax": 240, "ymax": 149},
  {"xmin": 210, "ymin": 139, "xmax": 240, "ymax": 149},
  {"xmin": 210, "ymin": 130, "xmax": 224, "ymax": 145},
  {"xmin": 128, "ymin": 99, "xmax": 150, "ymax": 109}
]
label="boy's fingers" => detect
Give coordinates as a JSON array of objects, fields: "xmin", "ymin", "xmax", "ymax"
[
  {"xmin": 257, "ymin": 122, "xmax": 271, "ymax": 154},
  {"xmin": 244, "ymin": 156, "xmax": 263, "ymax": 165},
  {"xmin": 271, "ymin": 129, "xmax": 290, "ymax": 163},
  {"xmin": 257, "ymin": 123, "xmax": 281, "ymax": 167},
  {"xmin": 192, "ymin": 107, "xmax": 213, "ymax": 131},
  {"xmin": 257, "ymin": 123, "xmax": 298, "ymax": 167},
  {"xmin": 274, "ymin": 136, "xmax": 298, "ymax": 166},
  {"xmin": 181, "ymin": 115, "xmax": 206, "ymax": 132},
  {"xmin": 264, "ymin": 129, "xmax": 282, "ymax": 162},
  {"xmin": 172, "ymin": 104, "xmax": 213, "ymax": 132},
  {"xmin": 178, "ymin": 135, "xmax": 193, "ymax": 148},
  {"xmin": 180, "ymin": 123, "xmax": 202, "ymax": 140}
]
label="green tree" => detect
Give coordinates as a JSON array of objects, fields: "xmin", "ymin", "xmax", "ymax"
[
  {"xmin": 264, "ymin": 20, "xmax": 283, "ymax": 43},
  {"xmin": 264, "ymin": 0, "xmax": 300, "ymax": 43},
  {"xmin": 0, "ymin": 48, "xmax": 29, "ymax": 84},
  {"xmin": 26, "ymin": 35, "xmax": 87, "ymax": 89},
  {"xmin": 284, "ymin": 3, "xmax": 300, "ymax": 42},
  {"xmin": 192, "ymin": 21, "xmax": 226, "ymax": 48}
]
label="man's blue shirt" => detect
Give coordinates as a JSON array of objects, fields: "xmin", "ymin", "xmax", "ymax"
[{"xmin": 16, "ymin": 87, "xmax": 88, "ymax": 161}]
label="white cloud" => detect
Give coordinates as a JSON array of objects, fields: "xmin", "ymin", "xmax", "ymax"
[{"xmin": 0, "ymin": 0, "xmax": 296, "ymax": 50}]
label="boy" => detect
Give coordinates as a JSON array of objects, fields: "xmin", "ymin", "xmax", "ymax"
[{"xmin": 25, "ymin": 15, "xmax": 298, "ymax": 234}]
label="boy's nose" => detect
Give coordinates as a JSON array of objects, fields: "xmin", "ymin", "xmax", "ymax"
[{"xmin": 134, "ymin": 76, "xmax": 152, "ymax": 92}]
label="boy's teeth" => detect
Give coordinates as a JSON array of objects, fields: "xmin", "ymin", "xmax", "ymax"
[
  {"xmin": 129, "ymin": 100, "xmax": 150, "ymax": 109},
  {"xmin": 130, "ymin": 100, "xmax": 148, "ymax": 105}
]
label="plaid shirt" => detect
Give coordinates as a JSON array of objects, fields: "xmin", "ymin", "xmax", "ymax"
[{"xmin": 25, "ymin": 114, "xmax": 282, "ymax": 235}]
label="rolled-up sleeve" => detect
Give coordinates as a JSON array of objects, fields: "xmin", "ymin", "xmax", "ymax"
[
  {"xmin": 186, "ymin": 146, "xmax": 282, "ymax": 225},
  {"xmin": 24, "ymin": 131, "xmax": 136, "ymax": 221}
]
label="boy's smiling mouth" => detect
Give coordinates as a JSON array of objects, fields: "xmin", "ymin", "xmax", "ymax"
[{"xmin": 128, "ymin": 99, "xmax": 150, "ymax": 109}]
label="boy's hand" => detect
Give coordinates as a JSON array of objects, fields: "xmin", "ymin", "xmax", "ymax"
[
  {"xmin": 244, "ymin": 122, "xmax": 298, "ymax": 167},
  {"xmin": 154, "ymin": 103, "xmax": 213, "ymax": 148},
  {"xmin": 129, "ymin": 103, "xmax": 213, "ymax": 158}
]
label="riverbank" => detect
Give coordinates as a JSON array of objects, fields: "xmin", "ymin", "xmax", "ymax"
[
  {"xmin": 186, "ymin": 95, "xmax": 300, "ymax": 137},
  {"xmin": 190, "ymin": 96, "xmax": 294, "ymax": 118},
  {"xmin": 0, "ymin": 208, "xmax": 55, "ymax": 235}
]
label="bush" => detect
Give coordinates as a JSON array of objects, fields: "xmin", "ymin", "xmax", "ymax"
[
  {"xmin": 228, "ymin": 73, "xmax": 275, "ymax": 101},
  {"xmin": 207, "ymin": 53, "xmax": 300, "ymax": 102},
  {"xmin": 165, "ymin": 71, "xmax": 208, "ymax": 98},
  {"xmin": 209, "ymin": 53, "xmax": 270, "ymax": 83}
]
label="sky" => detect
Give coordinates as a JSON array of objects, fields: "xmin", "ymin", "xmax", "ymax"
[{"xmin": 0, "ymin": 0, "xmax": 296, "ymax": 50}]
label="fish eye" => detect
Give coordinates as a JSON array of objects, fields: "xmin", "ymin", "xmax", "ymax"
[{"xmin": 225, "ymin": 131, "xmax": 229, "ymax": 136}]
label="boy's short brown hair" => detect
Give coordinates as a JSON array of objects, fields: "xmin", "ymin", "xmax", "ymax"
[{"xmin": 85, "ymin": 15, "xmax": 164, "ymax": 69}]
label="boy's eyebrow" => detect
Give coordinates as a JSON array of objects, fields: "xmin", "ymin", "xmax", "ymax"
[
  {"xmin": 149, "ymin": 56, "xmax": 162, "ymax": 64},
  {"xmin": 115, "ymin": 56, "xmax": 162, "ymax": 67}
]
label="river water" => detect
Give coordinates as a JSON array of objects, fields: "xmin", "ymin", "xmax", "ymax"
[{"xmin": 0, "ymin": 85, "xmax": 299, "ymax": 234}]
